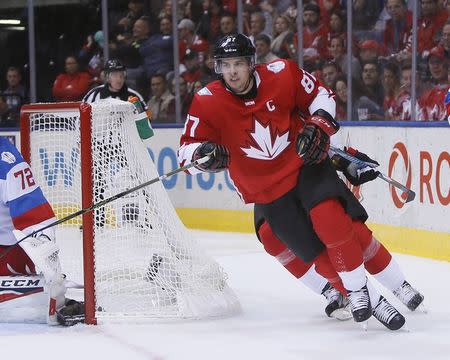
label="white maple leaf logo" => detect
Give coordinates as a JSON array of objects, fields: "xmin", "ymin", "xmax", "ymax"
[{"xmin": 241, "ymin": 119, "xmax": 290, "ymax": 160}]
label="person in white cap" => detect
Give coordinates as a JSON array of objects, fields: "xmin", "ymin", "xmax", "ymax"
[{"xmin": 178, "ymin": 18, "xmax": 208, "ymax": 64}]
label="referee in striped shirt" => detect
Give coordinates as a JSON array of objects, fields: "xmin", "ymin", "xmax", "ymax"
[
  {"xmin": 83, "ymin": 59, "xmax": 144, "ymax": 103},
  {"xmin": 84, "ymin": 59, "xmax": 145, "ymax": 227}
]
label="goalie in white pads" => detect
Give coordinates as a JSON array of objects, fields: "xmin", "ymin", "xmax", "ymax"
[{"xmin": 0, "ymin": 136, "xmax": 84, "ymax": 326}]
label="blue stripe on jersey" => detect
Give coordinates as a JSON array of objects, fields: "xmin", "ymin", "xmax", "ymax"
[
  {"xmin": 445, "ymin": 90, "xmax": 450, "ymax": 106},
  {"xmin": 0, "ymin": 137, "xmax": 24, "ymax": 180},
  {"xmin": 7, "ymin": 187, "xmax": 48, "ymax": 218}
]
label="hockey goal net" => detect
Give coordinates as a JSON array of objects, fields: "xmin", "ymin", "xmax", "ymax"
[{"xmin": 20, "ymin": 99, "xmax": 240, "ymax": 324}]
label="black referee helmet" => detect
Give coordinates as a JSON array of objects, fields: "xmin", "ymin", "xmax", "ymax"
[{"xmin": 104, "ymin": 59, "xmax": 126, "ymax": 75}]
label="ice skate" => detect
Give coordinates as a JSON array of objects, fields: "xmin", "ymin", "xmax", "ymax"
[
  {"xmin": 322, "ymin": 283, "xmax": 352, "ymax": 320},
  {"xmin": 347, "ymin": 283, "xmax": 372, "ymax": 323},
  {"xmin": 372, "ymin": 296, "xmax": 406, "ymax": 331},
  {"xmin": 393, "ymin": 280, "xmax": 425, "ymax": 312},
  {"xmin": 56, "ymin": 299, "xmax": 85, "ymax": 326}
]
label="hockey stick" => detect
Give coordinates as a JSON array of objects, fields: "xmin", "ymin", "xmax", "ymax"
[
  {"xmin": 0, "ymin": 155, "xmax": 211, "ymax": 260},
  {"xmin": 330, "ymin": 146, "xmax": 416, "ymax": 203}
]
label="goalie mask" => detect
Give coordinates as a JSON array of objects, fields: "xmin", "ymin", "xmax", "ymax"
[{"xmin": 213, "ymin": 34, "xmax": 256, "ymax": 75}]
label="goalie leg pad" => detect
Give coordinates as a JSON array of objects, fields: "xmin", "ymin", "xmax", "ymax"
[
  {"xmin": 0, "ymin": 274, "xmax": 67, "ymax": 325},
  {"xmin": 0, "ymin": 275, "xmax": 73, "ymax": 326},
  {"xmin": 0, "ymin": 275, "xmax": 47, "ymax": 323},
  {"xmin": 46, "ymin": 274, "xmax": 67, "ymax": 325}
]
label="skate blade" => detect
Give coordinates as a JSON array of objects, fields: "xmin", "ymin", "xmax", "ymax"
[
  {"xmin": 400, "ymin": 323, "xmax": 411, "ymax": 332},
  {"xmin": 417, "ymin": 303, "xmax": 427, "ymax": 314},
  {"xmin": 359, "ymin": 320, "xmax": 368, "ymax": 331}
]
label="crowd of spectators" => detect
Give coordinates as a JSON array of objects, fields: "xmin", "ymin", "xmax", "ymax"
[{"xmin": 2, "ymin": 0, "xmax": 450, "ymax": 125}]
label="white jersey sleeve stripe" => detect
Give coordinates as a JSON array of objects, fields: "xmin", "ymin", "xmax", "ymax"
[
  {"xmin": 178, "ymin": 142, "xmax": 203, "ymax": 175},
  {"xmin": 308, "ymin": 86, "xmax": 336, "ymax": 118}
]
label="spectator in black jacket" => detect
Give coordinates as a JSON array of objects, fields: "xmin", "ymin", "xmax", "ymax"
[
  {"xmin": 352, "ymin": 0, "xmax": 383, "ymax": 31},
  {"xmin": 140, "ymin": 16, "xmax": 174, "ymax": 81},
  {"xmin": 198, "ymin": 0, "xmax": 224, "ymax": 44},
  {"xmin": 117, "ymin": 0, "xmax": 148, "ymax": 35},
  {"xmin": 111, "ymin": 16, "xmax": 151, "ymax": 93},
  {"xmin": 0, "ymin": 67, "xmax": 28, "ymax": 127}
]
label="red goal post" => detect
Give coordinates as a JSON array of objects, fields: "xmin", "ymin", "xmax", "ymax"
[{"xmin": 22, "ymin": 102, "xmax": 100, "ymax": 324}]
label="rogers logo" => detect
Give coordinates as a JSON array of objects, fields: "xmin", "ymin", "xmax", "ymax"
[{"xmin": 388, "ymin": 142, "xmax": 412, "ymax": 208}]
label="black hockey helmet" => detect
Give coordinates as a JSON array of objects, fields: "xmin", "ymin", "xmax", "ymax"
[
  {"xmin": 213, "ymin": 33, "xmax": 255, "ymax": 60},
  {"xmin": 213, "ymin": 34, "xmax": 255, "ymax": 74},
  {"xmin": 104, "ymin": 59, "xmax": 126, "ymax": 74}
]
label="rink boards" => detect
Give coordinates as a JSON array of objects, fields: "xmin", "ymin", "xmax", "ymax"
[
  {"xmin": 150, "ymin": 125, "xmax": 450, "ymax": 262},
  {"xmin": 2, "ymin": 123, "xmax": 449, "ymax": 261}
]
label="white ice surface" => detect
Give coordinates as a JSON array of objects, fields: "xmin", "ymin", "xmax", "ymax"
[{"xmin": 1, "ymin": 230, "xmax": 449, "ymax": 360}]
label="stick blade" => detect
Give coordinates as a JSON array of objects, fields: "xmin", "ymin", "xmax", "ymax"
[
  {"xmin": 378, "ymin": 173, "xmax": 416, "ymax": 204},
  {"xmin": 404, "ymin": 189, "xmax": 416, "ymax": 203}
]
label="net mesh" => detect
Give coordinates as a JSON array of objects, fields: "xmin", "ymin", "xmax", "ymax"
[{"xmin": 26, "ymin": 100, "xmax": 240, "ymax": 321}]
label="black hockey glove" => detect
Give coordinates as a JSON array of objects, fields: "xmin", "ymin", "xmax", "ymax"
[
  {"xmin": 296, "ymin": 111, "xmax": 340, "ymax": 165},
  {"xmin": 332, "ymin": 147, "xmax": 380, "ymax": 186},
  {"xmin": 192, "ymin": 141, "xmax": 230, "ymax": 173}
]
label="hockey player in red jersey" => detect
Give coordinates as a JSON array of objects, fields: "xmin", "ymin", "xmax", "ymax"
[
  {"xmin": 255, "ymin": 148, "xmax": 424, "ymax": 323},
  {"xmin": 0, "ymin": 137, "xmax": 84, "ymax": 326},
  {"xmin": 178, "ymin": 34, "xmax": 410, "ymax": 330}
]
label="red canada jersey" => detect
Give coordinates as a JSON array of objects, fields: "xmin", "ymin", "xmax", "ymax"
[
  {"xmin": 178, "ymin": 59, "xmax": 335, "ymax": 204},
  {"xmin": 419, "ymin": 84, "xmax": 450, "ymax": 121},
  {"xmin": 385, "ymin": 90, "xmax": 415, "ymax": 121},
  {"xmin": 179, "ymin": 36, "xmax": 209, "ymax": 63},
  {"xmin": 294, "ymin": 24, "xmax": 330, "ymax": 59},
  {"xmin": 383, "ymin": 11, "xmax": 412, "ymax": 53},
  {"xmin": 403, "ymin": 12, "xmax": 448, "ymax": 54}
]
